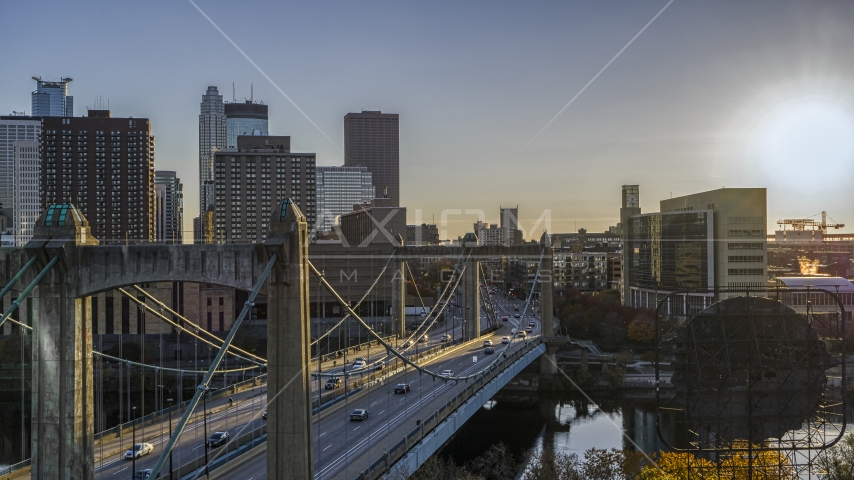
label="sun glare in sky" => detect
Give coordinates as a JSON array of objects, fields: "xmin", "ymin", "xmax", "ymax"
[{"xmin": 752, "ymin": 98, "xmax": 854, "ymax": 191}]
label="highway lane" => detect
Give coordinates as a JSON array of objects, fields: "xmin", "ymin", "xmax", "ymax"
[{"xmin": 94, "ymin": 388, "xmax": 267, "ymax": 479}]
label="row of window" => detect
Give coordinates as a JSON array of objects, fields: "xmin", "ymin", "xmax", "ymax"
[{"xmin": 727, "ymin": 268, "xmax": 764, "ymax": 276}]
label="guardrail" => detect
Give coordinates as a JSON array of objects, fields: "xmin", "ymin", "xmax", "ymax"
[
  {"xmin": 353, "ymin": 340, "xmax": 542, "ymax": 480},
  {"xmin": 0, "ymin": 459, "xmax": 30, "ymax": 479},
  {"xmin": 94, "ymin": 374, "xmax": 266, "ymax": 444},
  {"xmin": 311, "ymin": 335, "xmax": 398, "ymax": 367},
  {"xmin": 152, "ymin": 424, "xmax": 268, "ymax": 479}
]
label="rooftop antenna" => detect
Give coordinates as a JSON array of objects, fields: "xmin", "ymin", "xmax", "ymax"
[
  {"xmin": 232, "ymin": 83, "xmax": 235, "ymax": 102},
  {"xmin": 251, "ymin": 83, "xmax": 253, "ymax": 103}
]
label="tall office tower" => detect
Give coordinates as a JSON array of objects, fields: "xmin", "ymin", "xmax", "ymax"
[
  {"xmin": 199, "ymin": 86, "xmax": 227, "ymax": 241},
  {"xmin": 315, "ymin": 165, "xmax": 373, "ymax": 233},
  {"xmin": 225, "ymin": 100, "xmax": 268, "ymax": 148},
  {"xmin": 344, "ymin": 110, "xmax": 400, "ymax": 206},
  {"xmin": 155, "ymin": 170, "xmax": 184, "ymax": 244},
  {"xmin": 0, "ymin": 116, "xmax": 42, "ymax": 246},
  {"xmin": 213, "ymin": 135, "xmax": 316, "ymax": 243},
  {"xmin": 31, "ymin": 76, "xmax": 73, "ymax": 117},
  {"xmin": 41, "ymin": 110, "xmax": 156, "ymax": 243},
  {"xmin": 500, "ymin": 206, "xmax": 520, "ymax": 246}
]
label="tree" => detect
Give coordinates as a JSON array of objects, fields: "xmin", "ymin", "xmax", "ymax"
[
  {"xmin": 466, "ymin": 443, "xmax": 517, "ymax": 480},
  {"xmin": 817, "ymin": 433, "xmax": 854, "ymax": 480},
  {"xmin": 412, "ymin": 456, "xmax": 484, "ymax": 480},
  {"xmin": 627, "ymin": 314, "xmax": 655, "ymax": 343}
]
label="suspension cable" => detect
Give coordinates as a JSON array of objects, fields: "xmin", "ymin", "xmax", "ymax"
[
  {"xmin": 0, "ymin": 256, "xmax": 38, "ymax": 303},
  {"xmin": 117, "ymin": 288, "xmax": 265, "ymax": 366},
  {"xmin": 310, "ymin": 259, "xmax": 534, "ymax": 381},
  {"xmin": 148, "ymin": 253, "xmax": 277, "ymax": 479},
  {"xmin": 128, "ymin": 286, "xmax": 266, "ymax": 364},
  {"xmin": 92, "ymin": 350, "xmax": 260, "ymax": 374},
  {"xmin": 310, "ymin": 248, "xmax": 396, "ymax": 346},
  {"xmin": 404, "ymin": 261, "xmax": 429, "ymax": 316},
  {"xmin": 479, "ymin": 265, "xmax": 499, "ymax": 328},
  {"xmin": 0, "ymin": 256, "xmax": 59, "ymax": 330}
]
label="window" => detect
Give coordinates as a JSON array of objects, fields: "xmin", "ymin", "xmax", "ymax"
[
  {"xmin": 728, "ymin": 243, "xmax": 763, "ymax": 250},
  {"xmin": 728, "ymin": 268, "xmax": 764, "ymax": 276},
  {"xmin": 219, "ymin": 312, "xmax": 224, "ymax": 331},
  {"xmin": 728, "ymin": 256, "xmax": 764, "ymax": 263},
  {"xmin": 728, "ymin": 230, "xmax": 764, "ymax": 238}
]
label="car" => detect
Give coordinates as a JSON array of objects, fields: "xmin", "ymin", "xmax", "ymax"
[
  {"xmin": 526, "ymin": 326, "xmax": 533, "ymax": 332},
  {"xmin": 483, "ymin": 340, "xmax": 493, "ymax": 347},
  {"xmin": 440, "ymin": 334, "xmax": 452, "ymax": 342},
  {"xmin": 394, "ymin": 383, "xmax": 411, "ymax": 394},
  {"xmin": 262, "ymin": 410, "xmax": 268, "ymax": 420},
  {"xmin": 529, "ymin": 321, "xmax": 535, "ymax": 327},
  {"xmin": 325, "ymin": 377, "xmax": 341, "ymax": 389},
  {"xmin": 207, "ymin": 431, "xmax": 230, "ymax": 448},
  {"xmin": 514, "ymin": 306, "xmax": 520, "ymax": 311},
  {"xmin": 511, "ymin": 328, "xmax": 517, "ymax": 335},
  {"xmin": 514, "ymin": 313, "xmax": 521, "ymax": 319},
  {"xmin": 501, "ymin": 336, "xmax": 510, "ymax": 344},
  {"xmin": 485, "ymin": 347, "xmax": 495, "ymax": 354},
  {"xmin": 441, "ymin": 369, "xmax": 454, "ymax": 377},
  {"xmin": 402, "ymin": 341, "xmax": 412, "ymax": 348},
  {"xmin": 350, "ymin": 409, "xmax": 369, "ymax": 421},
  {"xmin": 517, "ymin": 331, "xmax": 527, "ymax": 338},
  {"xmin": 134, "ymin": 470, "xmax": 153, "ymax": 479},
  {"xmin": 502, "ymin": 316, "xmax": 509, "ymax": 321},
  {"xmin": 418, "ymin": 335, "xmax": 428, "ymax": 343},
  {"xmin": 351, "ymin": 359, "xmax": 366, "ymax": 370},
  {"xmin": 124, "ymin": 443, "xmax": 153, "ymax": 459}
]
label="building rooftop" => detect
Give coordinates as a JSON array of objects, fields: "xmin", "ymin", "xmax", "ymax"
[{"xmin": 776, "ymin": 277, "xmax": 854, "ymax": 293}]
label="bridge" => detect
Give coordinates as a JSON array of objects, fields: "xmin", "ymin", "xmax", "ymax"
[{"xmin": 0, "ymin": 200, "xmax": 563, "ymax": 479}]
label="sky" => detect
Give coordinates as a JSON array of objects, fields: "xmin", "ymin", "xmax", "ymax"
[{"xmin": 2, "ymin": 0, "xmax": 853, "ymax": 240}]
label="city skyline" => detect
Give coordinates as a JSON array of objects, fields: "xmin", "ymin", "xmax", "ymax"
[{"xmin": 1, "ymin": 1, "xmax": 853, "ymax": 240}]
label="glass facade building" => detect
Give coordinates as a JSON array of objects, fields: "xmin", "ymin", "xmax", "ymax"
[
  {"xmin": 315, "ymin": 165, "xmax": 374, "ymax": 233},
  {"xmin": 155, "ymin": 170, "xmax": 184, "ymax": 244},
  {"xmin": 0, "ymin": 117, "xmax": 42, "ymax": 247},
  {"xmin": 199, "ymin": 86, "xmax": 227, "ymax": 241},
  {"xmin": 225, "ymin": 101, "xmax": 268, "ymax": 148},
  {"xmin": 31, "ymin": 77, "xmax": 73, "ymax": 117},
  {"xmin": 626, "ymin": 210, "xmax": 715, "ymax": 315}
]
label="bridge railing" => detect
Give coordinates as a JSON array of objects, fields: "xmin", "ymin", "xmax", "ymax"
[
  {"xmin": 0, "ymin": 458, "xmax": 30, "ymax": 479},
  {"xmin": 94, "ymin": 373, "xmax": 267, "ymax": 443},
  {"xmin": 353, "ymin": 340, "xmax": 541, "ymax": 480},
  {"xmin": 311, "ymin": 335, "xmax": 398, "ymax": 368}
]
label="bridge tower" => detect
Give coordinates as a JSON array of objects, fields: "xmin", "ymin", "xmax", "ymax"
[
  {"xmin": 462, "ymin": 233, "xmax": 480, "ymax": 340},
  {"xmin": 539, "ymin": 231, "xmax": 557, "ymax": 374},
  {"xmin": 391, "ymin": 234, "xmax": 406, "ymax": 336},
  {"xmin": 24, "ymin": 204, "xmax": 100, "ymax": 479}
]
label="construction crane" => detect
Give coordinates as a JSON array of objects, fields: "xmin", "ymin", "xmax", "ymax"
[{"xmin": 777, "ymin": 211, "xmax": 845, "ymax": 233}]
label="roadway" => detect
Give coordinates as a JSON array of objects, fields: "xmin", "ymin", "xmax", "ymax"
[{"xmin": 234, "ymin": 295, "xmax": 540, "ymax": 480}]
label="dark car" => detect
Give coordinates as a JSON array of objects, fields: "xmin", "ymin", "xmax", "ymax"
[
  {"xmin": 350, "ymin": 409, "xmax": 369, "ymax": 421},
  {"xmin": 134, "ymin": 470, "xmax": 153, "ymax": 479},
  {"xmin": 514, "ymin": 314, "xmax": 521, "ymax": 319},
  {"xmin": 262, "ymin": 410, "xmax": 268, "ymax": 420},
  {"xmin": 394, "ymin": 383, "xmax": 411, "ymax": 394},
  {"xmin": 325, "ymin": 377, "xmax": 341, "ymax": 389},
  {"xmin": 207, "ymin": 431, "xmax": 230, "ymax": 448},
  {"xmin": 514, "ymin": 306, "xmax": 520, "ymax": 311},
  {"xmin": 502, "ymin": 316, "xmax": 509, "ymax": 321},
  {"xmin": 485, "ymin": 347, "xmax": 495, "ymax": 354}
]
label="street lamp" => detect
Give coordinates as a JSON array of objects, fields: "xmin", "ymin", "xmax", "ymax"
[
  {"xmin": 157, "ymin": 385, "xmax": 174, "ymax": 479},
  {"xmin": 131, "ymin": 406, "xmax": 137, "ymax": 479},
  {"xmin": 201, "ymin": 385, "xmax": 211, "ymax": 476}
]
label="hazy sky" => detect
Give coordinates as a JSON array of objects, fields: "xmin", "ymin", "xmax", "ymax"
[{"xmin": 2, "ymin": 1, "xmax": 853, "ymax": 239}]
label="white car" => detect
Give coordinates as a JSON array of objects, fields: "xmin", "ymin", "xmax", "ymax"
[
  {"xmin": 517, "ymin": 331, "xmax": 527, "ymax": 338},
  {"xmin": 125, "ymin": 443, "xmax": 153, "ymax": 459},
  {"xmin": 483, "ymin": 340, "xmax": 493, "ymax": 347},
  {"xmin": 501, "ymin": 336, "xmax": 510, "ymax": 344},
  {"xmin": 352, "ymin": 360, "xmax": 366, "ymax": 370},
  {"xmin": 441, "ymin": 369, "xmax": 454, "ymax": 377}
]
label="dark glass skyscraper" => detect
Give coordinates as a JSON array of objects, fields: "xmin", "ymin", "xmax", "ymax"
[{"xmin": 344, "ymin": 111, "xmax": 400, "ymax": 207}]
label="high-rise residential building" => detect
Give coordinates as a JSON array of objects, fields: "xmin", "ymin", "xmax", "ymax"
[
  {"xmin": 213, "ymin": 135, "xmax": 316, "ymax": 243},
  {"xmin": 199, "ymin": 86, "xmax": 227, "ymax": 241},
  {"xmin": 0, "ymin": 116, "xmax": 41, "ymax": 246},
  {"xmin": 474, "ymin": 222, "xmax": 504, "ymax": 246},
  {"xmin": 41, "ymin": 110, "xmax": 156, "ymax": 243},
  {"xmin": 155, "ymin": 170, "xmax": 183, "ymax": 244},
  {"xmin": 406, "ymin": 223, "xmax": 439, "ymax": 246},
  {"xmin": 500, "ymin": 206, "xmax": 521, "ymax": 246},
  {"xmin": 339, "ymin": 198, "xmax": 406, "ymax": 247},
  {"xmin": 623, "ymin": 187, "xmax": 767, "ymax": 316},
  {"xmin": 31, "ymin": 76, "xmax": 73, "ymax": 117},
  {"xmin": 225, "ymin": 100, "xmax": 268, "ymax": 148},
  {"xmin": 344, "ymin": 111, "xmax": 400, "ymax": 206},
  {"xmin": 619, "ymin": 184, "xmax": 641, "ymax": 301},
  {"xmin": 315, "ymin": 165, "xmax": 373, "ymax": 233}
]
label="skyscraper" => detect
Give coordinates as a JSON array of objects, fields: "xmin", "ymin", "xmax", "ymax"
[
  {"xmin": 500, "ymin": 206, "xmax": 520, "ymax": 246},
  {"xmin": 199, "ymin": 86, "xmax": 227, "ymax": 241},
  {"xmin": 0, "ymin": 116, "xmax": 41, "ymax": 246},
  {"xmin": 213, "ymin": 135, "xmax": 316, "ymax": 243},
  {"xmin": 225, "ymin": 100, "xmax": 268, "ymax": 148},
  {"xmin": 155, "ymin": 170, "xmax": 183, "ymax": 244},
  {"xmin": 31, "ymin": 76, "xmax": 73, "ymax": 117},
  {"xmin": 41, "ymin": 110, "xmax": 156, "ymax": 242},
  {"xmin": 344, "ymin": 110, "xmax": 400, "ymax": 206},
  {"xmin": 315, "ymin": 165, "xmax": 373, "ymax": 233}
]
